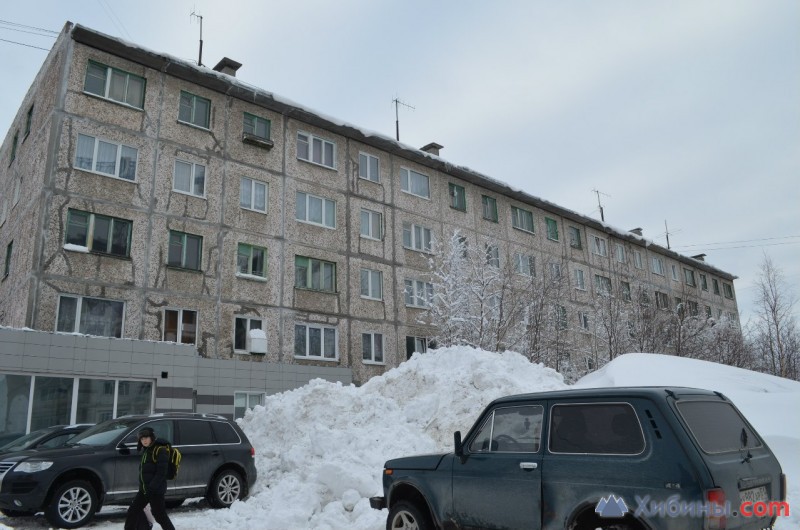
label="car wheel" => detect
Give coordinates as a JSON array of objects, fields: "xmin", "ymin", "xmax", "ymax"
[
  {"xmin": 165, "ymin": 498, "xmax": 185, "ymax": 509},
  {"xmin": 207, "ymin": 469, "xmax": 243, "ymax": 508},
  {"xmin": 387, "ymin": 500, "xmax": 433, "ymax": 530},
  {"xmin": 0, "ymin": 508, "xmax": 35, "ymax": 517},
  {"xmin": 44, "ymin": 479, "xmax": 98, "ymax": 528}
]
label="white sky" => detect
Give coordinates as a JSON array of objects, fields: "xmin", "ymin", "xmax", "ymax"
[{"xmin": 1, "ymin": 1, "xmax": 798, "ymax": 324}]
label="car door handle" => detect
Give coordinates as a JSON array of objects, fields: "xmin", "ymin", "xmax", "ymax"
[
  {"xmin": 211, "ymin": 450, "xmax": 221, "ymax": 456},
  {"xmin": 519, "ymin": 462, "xmax": 538, "ymax": 470}
]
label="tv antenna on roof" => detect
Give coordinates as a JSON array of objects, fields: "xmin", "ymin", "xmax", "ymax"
[
  {"xmin": 592, "ymin": 188, "xmax": 611, "ymax": 222},
  {"xmin": 190, "ymin": 9, "xmax": 204, "ymax": 67},
  {"xmin": 392, "ymin": 97, "xmax": 415, "ymax": 141}
]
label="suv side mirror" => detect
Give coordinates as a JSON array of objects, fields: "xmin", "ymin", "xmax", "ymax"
[{"xmin": 454, "ymin": 431, "xmax": 463, "ymax": 457}]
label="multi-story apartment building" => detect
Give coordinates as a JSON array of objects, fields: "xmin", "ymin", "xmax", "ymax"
[{"xmin": 0, "ymin": 23, "xmax": 739, "ymax": 425}]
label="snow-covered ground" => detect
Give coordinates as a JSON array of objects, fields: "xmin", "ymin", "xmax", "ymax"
[{"xmin": 1, "ymin": 348, "xmax": 797, "ymax": 529}]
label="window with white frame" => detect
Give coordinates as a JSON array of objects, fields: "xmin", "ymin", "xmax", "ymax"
[
  {"xmin": 449, "ymin": 183, "xmax": 466, "ymax": 211},
  {"xmin": 403, "ymin": 222, "xmax": 432, "ymax": 253},
  {"xmin": 297, "ymin": 132, "xmax": 336, "ymax": 168},
  {"xmin": 358, "ymin": 152, "xmax": 379, "ymax": 182},
  {"xmin": 294, "ymin": 323, "xmax": 337, "ymax": 359},
  {"xmin": 713, "ymin": 278, "xmax": 721, "ymax": 295},
  {"xmin": 549, "ymin": 262, "xmax": 562, "ymax": 279},
  {"xmin": 294, "ymin": 256, "xmax": 336, "ymax": 292},
  {"xmin": 514, "ymin": 253, "xmax": 535, "ymax": 277},
  {"xmin": 234, "ymin": 316, "xmax": 263, "ymax": 352},
  {"xmin": 173, "ymin": 159, "xmax": 206, "ymax": 197},
  {"xmin": 83, "ymin": 60, "xmax": 145, "ymax": 109},
  {"xmin": 178, "ymin": 91, "xmax": 210, "ymax": 128},
  {"xmin": 545, "ymin": 217, "xmax": 559, "ymax": 241},
  {"xmin": 723, "ymin": 283, "xmax": 734, "ymax": 299},
  {"xmin": 671, "ymin": 264, "xmax": 679, "ymax": 281},
  {"xmin": 687, "ymin": 300, "xmax": 699, "ymax": 316},
  {"xmin": 243, "ymin": 112, "xmax": 271, "ymax": 141},
  {"xmin": 485, "ymin": 244, "xmax": 500, "ymax": 267},
  {"xmin": 700, "ymin": 274, "xmax": 708, "ymax": 291},
  {"xmin": 360, "ymin": 268, "xmax": 383, "ymax": 300},
  {"xmin": 362, "ymin": 332, "xmax": 384, "ymax": 363},
  {"xmin": 578, "ymin": 311, "xmax": 590, "ymax": 331},
  {"xmin": 555, "ymin": 305, "xmax": 568, "ymax": 330},
  {"xmin": 240, "ymin": 177, "xmax": 267, "ymax": 213},
  {"xmin": 655, "ymin": 291, "xmax": 670, "ymax": 310},
  {"xmin": 234, "ymin": 391, "xmax": 264, "ymax": 420},
  {"xmin": 615, "ymin": 244, "xmax": 626, "ymax": 263},
  {"xmin": 482, "ymin": 195, "xmax": 498, "ymax": 222},
  {"xmin": 684, "ymin": 268, "xmax": 696, "ymax": 287},
  {"xmin": 75, "ymin": 134, "xmax": 138, "ymax": 181},
  {"xmin": 56, "ymin": 295, "xmax": 124, "ymax": 338},
  {"xmin": 595, "ymin": 274, "xmax": 612, "ymax": 294},
  {"xmin": 574, "ymin": 269, "xmax": 586, "ymax": 290},
  {"xmin": 651, "ymin": 256, "xmax": 666, "ymax": 276},
  {"xmin": 65, "ymin": 209, "xmax": 132, "ymax": 257},
  {"xmin": 569, "ymin": 226, "xmax": 582, "ymax": 249},
  {"xmin": 404, "ymin": 279, "xmax": 433, "ymax": 308},
  {"xmin": 237, "ymin": 243, "xmax": 266, "ymax": 278},
  {"xmin": 296, "ymin": 191, "xmax": 336, "ymax": 228},
  {"xmin": 511, "ymin": 206, "xmax": 534, "ymax": 233},
  {"xmin": 591, "ymin": 236, "xmax": 608, "ymax": 257},
  {"xmin": 621, "ymin": 281, "xmax": 632, "ymax": 301},
  {"xmin": 406, "ymin": 336, "xmax": 428, "ymax": 357},
  {"xmin": 164, "ymin": 308, "xmax": 197, "ymax": 344},
  {"xmin": 168, "ymin": 231, "xmax": 202, "ymax": 270},
  {"xmin": 360, "ymin": 208, "xmax": 382, "ymax": 240},
  {"xmin": 633, "ymin": 250, "xmax": 643, "ymax": 269},
  {"xmin": 400, "ymin": 167, "xmax": 430, "ymax": 199}
]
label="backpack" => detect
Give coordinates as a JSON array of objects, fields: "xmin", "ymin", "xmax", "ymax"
[{"xmin": 153, "ymin": 443, "xmax": 182, "ymax": 480}]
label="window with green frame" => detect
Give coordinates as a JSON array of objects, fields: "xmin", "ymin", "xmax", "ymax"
[
  {"xmin": 511, "ymin": 206, "xmax": 534, "ymax": 233},
  {"xmin": 243, "ymin": 112, "xmax": 271, "ymax": 140},
  {"xmin": 294, "ymin": 256, "xmax": 336, "ymax": 292},
  {"xmin": 482, "ymin": 195, "xmax": 498, "ymax": 222},
  {"xmin": 449, "ymin": 183, "xmax": 466, "ymax": 211},
  {"xmin": 237, "ymin": 243, "xmax": 266, "ymax": 278},
  {"xmin": 83, "ymin": 60, "xmax": 145, "ymax": 109},
  {"xmin": 167, "ymin": 230, "xmax": 202, "ymax": 270},
  {"xmin": 545, "ymin": 217, "xmax": 559, "ymax": 241},
  {"xmin": 178, "ymin": 91, "xmax": 211, "ymax": 128},
  {"xmin": 65, "ymin": 209, "xmax": 132, "ymax": 257}
]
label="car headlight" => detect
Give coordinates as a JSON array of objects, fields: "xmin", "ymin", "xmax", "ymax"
[{"xmin": 15, "ymin": 461, "xmax": 54, "ymax": 473}]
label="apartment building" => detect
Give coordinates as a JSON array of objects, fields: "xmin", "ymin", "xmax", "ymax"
[{"xmin": 0, "ymin": 23, "xmax": 739, "ymax": 426}]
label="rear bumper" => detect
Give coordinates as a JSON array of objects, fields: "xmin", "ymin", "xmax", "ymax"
[{"xmin": 370, "ymin": 496, "xmax": 386, "ymax": 510}]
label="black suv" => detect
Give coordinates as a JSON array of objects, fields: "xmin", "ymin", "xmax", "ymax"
[
  {"xmin": 371, "ymin": 387, "xmax": 785, "ymax": 530},
  {"xmin": 0, "ymin": 412, "xmax": 257, "ymax": 528}
]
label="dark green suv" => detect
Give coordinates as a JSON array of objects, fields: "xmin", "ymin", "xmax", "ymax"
[
  {"xmin": 371, "ymin": 387, "xmax": 785, "ymax": 530},
  {"xmin": 0, "ymin": 413, "xmax": 257, "ymax": 528}
]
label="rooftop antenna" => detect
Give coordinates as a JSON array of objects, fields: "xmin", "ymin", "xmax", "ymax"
[
  {"xmin": 190, "ymin": 9, "xmax": 203, "ymax": 67},
  {"xmin": 592, "ymin": 188, "xmax": 610, "ymax": 222},
  {"xmin": 392, "ymin": 96, "xmax": 415, "ymax": 141},
  {"xmin": 664, "ymin": 220, "xmax": 679, "ymax": 250}
]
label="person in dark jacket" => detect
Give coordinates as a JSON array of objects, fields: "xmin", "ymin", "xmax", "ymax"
[{"xmin": 124, "ymin": 427, "xmax": 176, "ymax": 530}]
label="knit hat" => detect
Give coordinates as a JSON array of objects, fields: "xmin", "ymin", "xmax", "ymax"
[{"xmin": 136, "ymin": 426, "xmax": 156, "ymax": 451}]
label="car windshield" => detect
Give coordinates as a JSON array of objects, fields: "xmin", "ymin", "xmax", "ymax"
[
  {"xmin": 68, "ymin": 419, "xmax": 141, "ymax": 447},
  {"xmin": 0, "ymin": 427, "xmax": 55, "ymax": 452}
]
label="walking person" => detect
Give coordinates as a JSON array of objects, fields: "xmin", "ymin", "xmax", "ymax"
[{"xmin": 124, "ymin": 427, "xmax": 176, "ymax": 530}]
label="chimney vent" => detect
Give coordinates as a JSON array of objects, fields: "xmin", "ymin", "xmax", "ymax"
[
  {"xmin": 692, "ymin": 253, "xmax": 706, "ymax": 261},
  {"xmin": 420, "ymin": 142, "xmax": 443, "ymax": 156},
  {"xmin": 629, "ymin": 227, "xmax": 643, "ymax": 236},
  {"xmin": 213, "ymin": 57, "xmax": 242, "ymax": 77}
]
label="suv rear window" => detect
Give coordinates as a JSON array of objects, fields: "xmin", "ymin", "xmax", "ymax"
[
  {"xmin": 676, "ymin": 400, "xmax": 761, "ymax": 453},
  {"xmin": 549, "ymin": 403, "xmax": 644, "ymax": 454}
]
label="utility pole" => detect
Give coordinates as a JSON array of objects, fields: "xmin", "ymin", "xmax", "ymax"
[
  {"xmin": 191, "ymin": 10, "xmax": 203, "ymax": 67},
  {"xmin": 392, "ymin": 97, "xmax": 414, "ymax": 141},
  {"xmin": 592, "ymin": 189, "xmax": 610, "ymax": 222},
  {"xmin": 664, "ymin": 220, "xmax": 672, "ymax": 250}
]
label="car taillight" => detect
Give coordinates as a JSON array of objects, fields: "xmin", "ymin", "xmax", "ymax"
[
  {"xmin": 705, "ymin": 488, "xmax": 726, "ymax": 530},
  {"xmin": 250, "ymin": 447, "xmax": 255, "ymax": 458}
]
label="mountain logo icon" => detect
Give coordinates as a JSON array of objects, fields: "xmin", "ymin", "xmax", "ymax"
[{"xmin": 595, "ymin": 495, "xmax": 629, "ymax": 518}]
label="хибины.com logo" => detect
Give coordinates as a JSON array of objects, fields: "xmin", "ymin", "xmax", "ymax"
[{"xmin": 595, "ymin": 494, "xmax": 790, "ymax": 521}]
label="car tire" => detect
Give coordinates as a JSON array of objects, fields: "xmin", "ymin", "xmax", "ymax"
[
  {"xmin": 44, "ymin": 479, "xmax": 98, "ymax": 528},
  {"xmin": 165, "ymin": 498, "xmax": 185, "ymax": 509},
  {"xmin": 387, "ymin": 500, "xmax": 433, "ymax": 530},
  {"xmin": 207, "ymin": 469, "xmax": 244, "ymax": 508},
  {"xmin": 0, "ymin": 508, "xmax": 35, "ymax": 517}
]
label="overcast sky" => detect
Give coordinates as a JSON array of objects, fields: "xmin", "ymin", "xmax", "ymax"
[{"xmin": 1, "ymin": 0, "xmax": 798, "ymax": 324}]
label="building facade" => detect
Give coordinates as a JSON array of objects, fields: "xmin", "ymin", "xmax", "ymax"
[{"xmin": 0, "ymin": 22, "xmax": 739, "ymax": 423}]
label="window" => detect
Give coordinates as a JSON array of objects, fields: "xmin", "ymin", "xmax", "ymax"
[
  {"xmin": 675, "ymin": 298, "xmax": 684, "ymax": 314},
  {"xmin": 712, "ymin": 278, "xmax": 721, "ymax": 295},
  {"xmin": 555, "ymin": 305, "xmax": 568, "ymax": 330},
  {"xmin": 687, "ymin": 300, "xmax": 699, "ymax": 316},
  {"xmin": 243, "ymin": 112, "xmax": 270, "ymax": 141},
  {"xmin": 400, "ymin": 167, "xmax": 430, "ymax": 198},
  {"xmin": 574, "ymin": 269, "xmax": 586, "ymax": 290},
  {"xmin": 294, "ymin": 256, "xmax": 336, "ymax": 292},
  {"xmin": 485, "ymin": 244, "xmax": 500, "ymax": 267},
  {"xmin": 237, "ymin": 243, "xmax": 266, "ymax": 278},
  {"xmin": 591, "ymin": 236, "xmax": 608, "ymax": 257},
  {"xmin": 514, "ymin": 253, "xmax": 535, "ymax": 277},
  {"xmin": 75, "ymin": 134, "xmax": 138, "ymax": 181},
  {"xmin": 360, "ymin": 208, "xmax": 382, "ymax": 240},
  {"xmin": 620, "ymin": 281, "xmax": 632, "ymax": 301},
  {"xmin": 294, "ymin": 323, "xmax": 337, "ymax": 359},
  {"xmin": 723, "ymin": 283, "xmax": 734, "ymax": 299},
  {"xmin": 633, "ymin": 251, "xmax": 643, "ymax": 269},
  {"xmin": 296, "ymin": 191, "xmax": 336, "ymax": 228},
  {"xmin": 655, "ymin": 291, "xmax": 670, "ymax": 310},
  {"xmin": 167, "ymin": 231, "xmax": 202, "ymax": 270},
  {"xmin": 4, "ymin": 241, "xmax": 12, "ymax": 278},
  {"xmin": 57, "ymin": 295, "xmax": 124, "ymax": 338},
  {"xmin": 403, "ymin": 222, "xmax": 432, "ymax": 253},
  {"xmin": 362, "ymin": 332, "xmax": 384, "ymax": 363},
  {"xmin": 297, "ymin": 132, "xmax": 336, "ymax": 168},
  {"xmin": 549, "ymin": 403, "xmax": 644, "ymax": 454},
  {"xmin": 360, "ymin": 268, "xmax": 383, "ymax": 300},
  {"xmin": 651, "ymin": 256, "xmax": 665, "ymax": 276},
  {"xmin": 569, "ymin": 226, "xmax": 582, "ymax": 249},
  {"xmin": 10, "ymin": 132, "xmax": 17, "ymax": 163},
  {"xmin": 545, "ymin": 217, "xmax": 559, "ymax": 241},
  {"xmin": 615, "ymin": 244, "xmax": 626, "ymax": 263},
  {"xmin": 700, "ymin": 274, "xmax": 708, "ymax": 291},
  {"xmin": 164, "ymin": 308, "xmax": 197, "ymax": 344},
  {"xmin": 578, "ymin": 311, "xmax": 590, "ymax": 330},
  {"xmin": 404, "ymin": 279, "xmax": 433, "ymax": 308},
  {"xmin": 671, "ymin": 264, "xmax": 679, "ymax": 281},
  {"xmin": 684, "ymin": 268, "xmax": 696, "ymax": 287},
  {"xmin": 178, "ymin": 91, "xmax": 210, "ymax": 128},
  {"xmin": 83, "ymin": 60, "xmax": 145, "ymax": 108},
  {"xmin": 406, "ymin": 336, "xmax": 428, "ymax": 358},
  {"xmin": 358, "ymin": 152, "xmax": 379, "ymax": 182},
  {"xmin": 25, "ymin": 105, "xmax": 33, "ymax": 137},
  {"xmin": 234, "ymin": 392, "xmax": 264, "ymax": 420},
  {"xmin": 482, "ymin": 195, "xmax": 498, "ymax": 222},
  {"xmin": 449, "ymin": 183, "xmax": 466, "ymax": 211},
  {"xmin": 173, "ymin": 160, "xmax": 206, "ymax": 197},
  {"xmin": 594, "ymin": 274, "xmax": 612, "ymax": 294},
  {"xmin": 549, "ymin": 262, "xmax": 562, "ymax": 279},
  {"xmin": 470, "ymin": 405, "xmax": 543, "ymax": 453},
  {"xmin": 511, "ymin": 206, "xmax": 534, "ymax": 233},
  {"xmin": 234, "ymin": 317, "xmax": 263, "ymax": 352},
  {"xmin": 240, "ymin": 177, "xmax": 267, "ymax": 213},
  {"xmin": 705, "ymin": 305, "xmax": 712, "ymax": 318},
  {"xmin": 65, "ymin": 209, "xmax": 132, "ymax": 257}
]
